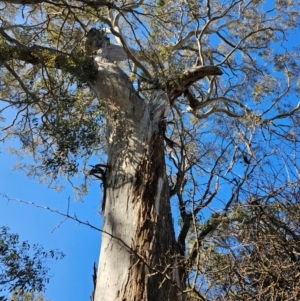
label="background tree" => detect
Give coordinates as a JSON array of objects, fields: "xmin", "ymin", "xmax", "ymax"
[
  {"xmin": 0, "ymin": 0, "xmax": 300, "ymax": 300},
  {"xmin": 0, "ymin": 227, "xmax": 63, "ymax": 301},
  {"xmin": 10, "ymin": 290, "xmax": 50, "ymax": 301},
  {"xmin": 184, "ymin": 194, "xmax": 300, "ymax": 300}
]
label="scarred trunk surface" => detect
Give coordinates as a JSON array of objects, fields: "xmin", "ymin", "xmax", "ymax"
[{"xmin": 91, "ymin": 57, "xmax": 181, "ymax": 301}]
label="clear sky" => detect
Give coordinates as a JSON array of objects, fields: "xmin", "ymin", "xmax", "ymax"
[{"xmin": 0, "ymin": 147, "xmax": 103, "ymax": 301}]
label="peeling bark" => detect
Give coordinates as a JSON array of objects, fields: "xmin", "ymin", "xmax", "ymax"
[{"xmin": 91, "ymin": 57, "xmax": 182, "ymax": 301}]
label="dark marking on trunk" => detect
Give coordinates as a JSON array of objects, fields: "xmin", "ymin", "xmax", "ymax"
[
  {"xmin": 89, "ymin": 164, "xmax": 109, "ymax": 213},
  {"xmin": 123, "ymin": 130, "xmax": 183, "ymax": 300}
]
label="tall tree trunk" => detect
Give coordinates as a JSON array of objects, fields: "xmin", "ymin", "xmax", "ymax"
[{"xmin": 92, "ymin": 57, "xmax": 181, "ymax": 300}]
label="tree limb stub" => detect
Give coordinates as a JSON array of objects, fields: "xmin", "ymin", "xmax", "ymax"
[{"xmin": 167, "ymin": 65, "xmax": 223, "ymax": 103}]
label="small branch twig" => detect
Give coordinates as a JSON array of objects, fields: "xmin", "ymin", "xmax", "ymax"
[{"xmin": 0, "ymin": 193, "xmax": 101, "ymax": 232}]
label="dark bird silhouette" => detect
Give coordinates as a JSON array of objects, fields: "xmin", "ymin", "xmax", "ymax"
[
  {"xmin": 89, "ymin": 164, "xmax": 108, "ymax": 180},
  {"xmin": 89, "ymin": 164, "xmax": 109, "ymax": 213},
  {"xmin": 243, "ymin": 155, "xmax": 251, "ymax": 164}
]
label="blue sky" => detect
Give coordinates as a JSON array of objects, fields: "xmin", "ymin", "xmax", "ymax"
[{"xmin": 0, "ymin": 148, "xmax": 103, "ymax": 301}]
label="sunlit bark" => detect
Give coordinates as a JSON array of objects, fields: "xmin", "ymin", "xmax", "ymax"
[{"xmin": 89, "ymin": 56, "xmax": 180, "ymax": 300}]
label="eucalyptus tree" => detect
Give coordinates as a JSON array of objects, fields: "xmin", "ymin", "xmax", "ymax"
[{"xmin": 0, "ymin": 0, "xmax": 300, "ymax": 300}]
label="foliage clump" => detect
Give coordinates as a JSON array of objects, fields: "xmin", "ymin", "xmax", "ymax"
[{"xmin": 0, "ymin": 227, "xmax": 64, "ymax": 300}]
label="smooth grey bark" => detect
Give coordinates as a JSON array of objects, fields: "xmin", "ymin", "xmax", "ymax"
[{"xmin": 91, "ymin": 56, "xmax": 182, "ymax": 301}]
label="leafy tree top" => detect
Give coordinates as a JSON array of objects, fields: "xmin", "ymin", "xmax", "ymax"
[{"xmin": 0, "ymin": 1, "xmax": 299, "ymax": 183}]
